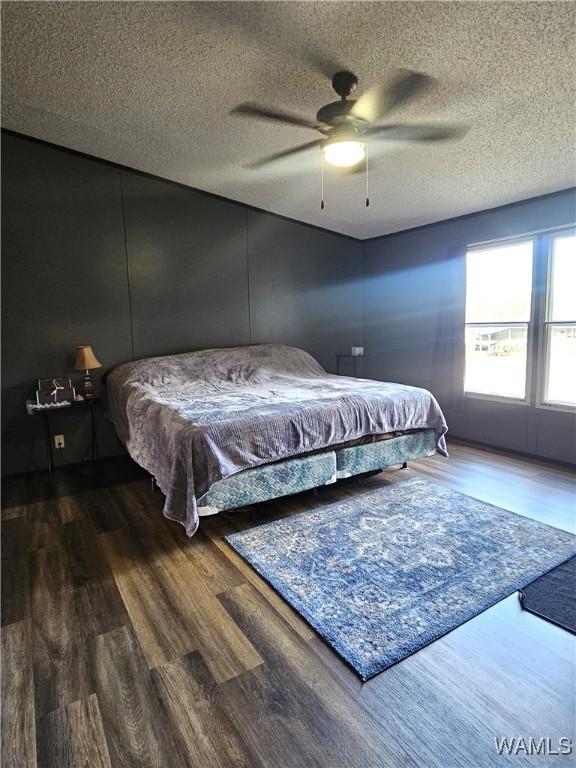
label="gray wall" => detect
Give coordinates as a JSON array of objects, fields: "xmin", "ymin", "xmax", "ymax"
[
  {"xmin": 1, "ymin": 132, "xmax": 362, "ymax": 475},
  {"xmin": 3, "ymin": 130, "xmax": 573, "ymax": 473},
  {"xmin": 362, "ymin": 189, "xmax": 576, "ymax": 464}
]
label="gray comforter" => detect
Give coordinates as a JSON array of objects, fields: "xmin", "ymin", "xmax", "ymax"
[{"xmin": 107, "ymin": 344, "xmax": 448, "ymax": 535}]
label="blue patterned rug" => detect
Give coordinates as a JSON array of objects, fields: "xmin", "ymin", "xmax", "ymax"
[{"xmin": 226, "ymin": 477, "xmax": 576, "ymax": 680}]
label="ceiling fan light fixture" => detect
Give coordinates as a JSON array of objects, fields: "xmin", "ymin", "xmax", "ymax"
[{"xmin": 323, "ymin": 139, "xmax": 366, "ymax": 168}]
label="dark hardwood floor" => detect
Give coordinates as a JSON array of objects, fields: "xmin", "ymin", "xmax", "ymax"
[{"xmin": 2, "ymin": 443, "xmax": 575, "ymax": 767}]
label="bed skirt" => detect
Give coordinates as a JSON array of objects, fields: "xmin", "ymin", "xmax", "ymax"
[
  {"xmin": 197, "ymin": 429, "xmax": 437, "ymax": 516},
  {"xmin": 335, "ymin": 429, "xmax": 437, "ymax": 478}
]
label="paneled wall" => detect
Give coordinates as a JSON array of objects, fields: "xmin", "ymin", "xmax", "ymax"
[
  {"xmin": 3, "ymin": 130, "xmax": 573, "ymax": 473},
  {"xmin": 248, "ymin": 211, "xmax": 362, "ymax": 372},
  {"xmin": 362, "ymin": 189, "xmax": 576, "ymax": 464},
  {"xmin": 123, "ymin": 173, "xmax": 251, "ymax": 359},
  {"xmin": 2, "ymin": 134, "xmax": 132, "ymax": 475},
  {"xmin": 1, "ymin": 132, "xmax": 362, "ymax": 475}
]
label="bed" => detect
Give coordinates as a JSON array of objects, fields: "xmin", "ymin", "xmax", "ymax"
[{"xmin": 107, "ymin": 344, "xmax": 448, "ymax": 536}]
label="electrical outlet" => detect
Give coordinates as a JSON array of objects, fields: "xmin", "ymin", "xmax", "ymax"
[{"xmin": 54, "ymin": 434, "xmax": 65, "ymax": 450}]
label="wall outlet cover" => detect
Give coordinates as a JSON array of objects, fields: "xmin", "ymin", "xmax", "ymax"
[
  {"xmin": 351, "ymin": 346, "xmax": 365, "ymax": 357},
  {"xmin": 54, "ymin": 434, "xmax": 65, "ymax": 449}
]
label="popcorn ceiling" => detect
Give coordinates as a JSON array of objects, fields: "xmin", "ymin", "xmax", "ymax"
[{"xmin": 2, "ymin": 1, "xmax": 574, "ymax": 238}]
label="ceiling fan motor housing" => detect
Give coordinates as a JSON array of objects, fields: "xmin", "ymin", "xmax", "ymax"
[
  {"xmin": 316, "ymin": 71, "xmax": 368, "ymax": 133},
  {"xmin": 316, "ymin": 100, "xmax": 353, "ymax": 124},
  {"xmin": 331, "ymin": 71, "xmax": 358, "ymax": 99},
  {"xmin": 316, "ymin": 100, "xmax": 369, "ymax": 134}
]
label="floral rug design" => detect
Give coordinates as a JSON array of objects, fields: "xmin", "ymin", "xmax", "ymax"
[{"xmin": 226, "ymin": 477, "xmax": 576, "ymax": 680}]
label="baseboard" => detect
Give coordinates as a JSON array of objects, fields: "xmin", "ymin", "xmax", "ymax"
[{"xmin": 447, "ymin": 436, "xmax": 576, "ymax": 471}]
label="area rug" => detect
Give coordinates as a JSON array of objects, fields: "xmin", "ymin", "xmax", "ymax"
[
  {"xmin": 226, "ymin": 477, "xmax": 576, "ymax": 680},
  {"xmin": 520, "ymin": 555, "xmax": 576, "ymax": 634}
]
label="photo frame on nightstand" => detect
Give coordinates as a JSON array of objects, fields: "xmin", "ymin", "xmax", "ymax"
[
  {"xmin": 36, "ymin": 377, "xmax": 76, "ymax": 405},
  {"xmin": 38, "ymin": 376, "xmax": 72, "ymax": 392}
]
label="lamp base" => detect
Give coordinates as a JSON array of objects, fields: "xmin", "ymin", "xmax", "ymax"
[{"xmin": 83, "ymin": 370, "xmax": 95, "ymax": 399}]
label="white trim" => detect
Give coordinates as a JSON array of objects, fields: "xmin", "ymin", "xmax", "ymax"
[
  {"xmin": 536, "ymin": 323, "xmax": 576, "ymax": 413},
  {"xmin": 464, "ymin": 391, "xmax": 530, "ymax": 406},
  {"xmin": 465, "ymin": 227, "xmax": 576, "ymax": 413},
  {"xmin": 464, "ymin": 239, "xmax": 534, "ymax": 405},
  {"xmin": 464, "ymin": 321, "xmax": 532, "ymax": 405},
  {"xmin": 467, "ymin": 223, "xmax": 576, "ymax": 249},
  {"xmin": 535, "ymin": 229, "xmax": 576, "ymax": 412},
  {"xmin": 535, "ymin": 400, "xmax": 576, "ymax": 415}
]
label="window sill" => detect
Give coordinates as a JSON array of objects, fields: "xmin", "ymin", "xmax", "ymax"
[
  {"xmin": 536, "ymin": 401, "xmax": 576, "ymax": 415},
  {"xmin": 464, "ymin": 391, "xmax": 530, "ymax": 406}
]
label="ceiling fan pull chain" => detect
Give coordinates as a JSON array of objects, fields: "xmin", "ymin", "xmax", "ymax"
[
  {"xmin": 365, "ymin": 147, "xmax": 370, "ymax": 207},
  {"xmin": 320, "ymin": 153, "xmax": 325, "ymax": 210}
]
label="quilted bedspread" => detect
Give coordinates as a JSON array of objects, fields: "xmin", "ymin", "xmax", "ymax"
[{"xmin": 107, "ymin": 344, "xmax": 448, "ymax": 535}]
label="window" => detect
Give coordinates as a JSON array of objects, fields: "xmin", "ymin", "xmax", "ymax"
[
  {"xmin": 464, "ymin": 229, "xmax": 575, "ymax": 408},
  {"xmin": 465, "ymin": 241, "xmax": 533, "ymax": 400},
  {"xmin": 541, "ymin": 234, "xmax": 576, "ymax": 407}
]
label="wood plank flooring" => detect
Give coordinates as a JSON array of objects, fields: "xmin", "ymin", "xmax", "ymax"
[{"xmin": 1, "ymin": 444, "xmax": 575, "ymax": 767}]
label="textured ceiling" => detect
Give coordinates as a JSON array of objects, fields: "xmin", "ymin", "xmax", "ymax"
[{"xmin": 2, "ymin": 1, "xmax": 575, "ymax": 239}]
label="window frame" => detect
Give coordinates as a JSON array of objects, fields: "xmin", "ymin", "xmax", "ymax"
[
  {"xmin": 536, "ymin": 227, "xmax": 576, "ymax": 413},
  {"xmin": 464, "ymin": 237, "xmax": 535, "ymax": 405}
]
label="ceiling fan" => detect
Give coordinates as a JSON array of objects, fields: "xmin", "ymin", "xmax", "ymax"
[{"xmin": 231, "ymin": 69, "xmax": 469, "ymax": 171}]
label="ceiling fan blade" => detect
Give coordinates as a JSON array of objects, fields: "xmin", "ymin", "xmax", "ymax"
[
  {"xmin": 231, "ymin": 103, "xmax": 321, "ymax": 131},
  {"xmin": 244, "ymin": 139, "xmax": 323, "ymax": 169},
  {"xmin": 351, "ymin": 69, "xmax": 436, "ymax": 124},
  {"xmin": 367, "ymin": 122, "xmax": 470, "ymax": 142}
]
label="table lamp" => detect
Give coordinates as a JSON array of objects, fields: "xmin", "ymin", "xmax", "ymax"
[{"xmin": 74, "ymin": 345, "xmax": 102, "ymax": 399}]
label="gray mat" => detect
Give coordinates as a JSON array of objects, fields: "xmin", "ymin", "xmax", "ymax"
[{"xmin": 520, "ymin": 555, "xmax": 576, "ymax": 634}]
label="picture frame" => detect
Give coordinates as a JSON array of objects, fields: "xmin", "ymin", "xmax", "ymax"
[
  {"xmin": 38, "ymin": 376, "xmax": 72, "ymax": 392},
  {"xmin": 36, "ymin": 377, "xmax": 76, "ymax": 405}
]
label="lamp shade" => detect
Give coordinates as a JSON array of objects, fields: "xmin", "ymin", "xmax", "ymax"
[{"xmin": 74, "ymin": 345, "xmax": 102, "ymax": 371}]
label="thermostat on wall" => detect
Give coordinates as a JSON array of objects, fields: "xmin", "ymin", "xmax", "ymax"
[{"xmin": 350, "ymin": 346, "xmax": 365, "ymax": 357}]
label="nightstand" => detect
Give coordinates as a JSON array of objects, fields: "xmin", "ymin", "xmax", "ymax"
[
  {"xmin": 26, "ymin": 398, "xmax": 101, "ymax": 479},
  {"xmin": 336, "ymin": 354, "xmax": 366, "ymax": 377}
]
